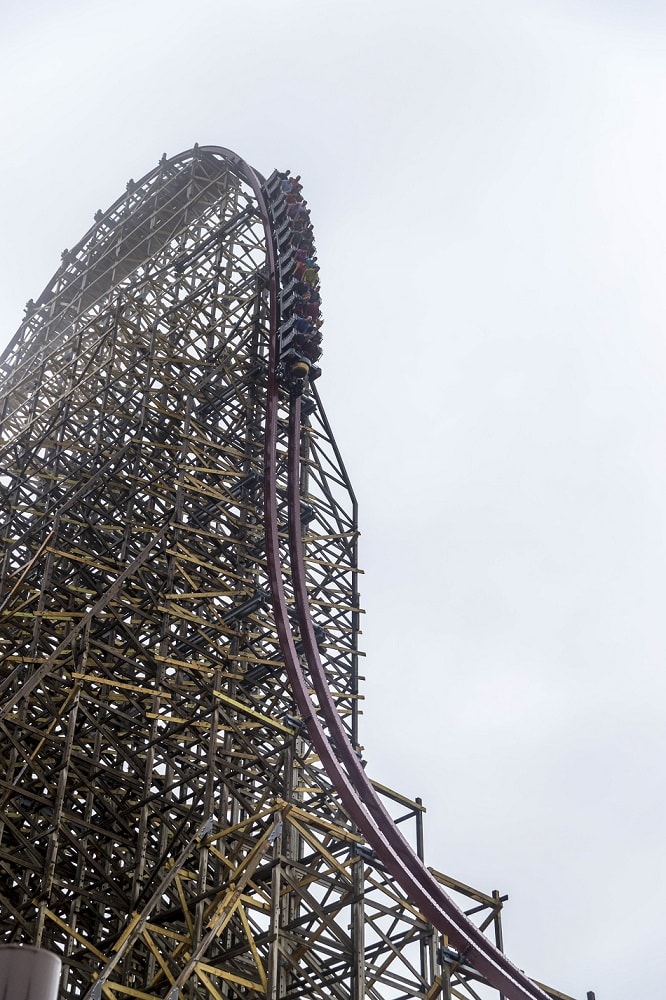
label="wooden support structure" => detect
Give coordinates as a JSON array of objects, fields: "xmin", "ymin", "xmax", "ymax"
[{"xmin": 0, "ymin": 149, "xmax": 580, "ymax": 1000}]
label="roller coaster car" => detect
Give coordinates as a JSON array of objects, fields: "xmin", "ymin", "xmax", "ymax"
[
  {"xmin": 276, "ymin": 354, "xmax": 309, "ymax": 396},
  {"xmin": 269, "ymin": 200, "xmax": 288, "ymax": 225},
  {"xmin": 275, "ymin": 219, "xmax": 293, "ymax": 246},
  {"xmin": 276, "ymin": 349, "xmax": 321, "ymax": 396},
  {"xmin": 264, "ymin": 170, "xmax": 288, "ymax": 197},
  {"xmin": 279, "ymin": 322, "xmax": 313, "ymax": 353}
]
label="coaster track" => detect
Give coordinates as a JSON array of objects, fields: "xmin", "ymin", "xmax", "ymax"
[
  {"xmin": 0, "ymin": 145, "xmax": 572, "ymax": 1000},
  {"xmin": 249, "ymin": 160, "xmax": 553, "ymax": 1000}
]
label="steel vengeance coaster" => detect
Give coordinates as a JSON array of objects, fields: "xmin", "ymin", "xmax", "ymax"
[{"xmin": 0, "ymin": 147, "xmax": 583, "ymax": 1000}]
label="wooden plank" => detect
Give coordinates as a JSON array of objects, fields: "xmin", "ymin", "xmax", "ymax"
[
  {"xmin": 212, "ymin": 689, "xmax": 296, "ymax": 735},
  {"xmin": 196, "ymin": 960, "xmax": 264, "ymax": 991},
  {"xmin": 41, "ymin": 906, "xmax": 108, "ymax": 961}
]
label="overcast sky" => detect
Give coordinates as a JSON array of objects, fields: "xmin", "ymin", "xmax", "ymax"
[{"xmin": 2, "ymin": 1, "xmax": 666, "ymax": 996}]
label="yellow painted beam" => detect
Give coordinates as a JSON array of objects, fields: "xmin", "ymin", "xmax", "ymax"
[
  {"xmin": 113, "ymin": 912, "xmax": 142, "ymax": 952},
  {"xmin": 41, "ymin": 906, "xmax": 107, "ymax": 962},
  {"xmin": 213, "ymin": 689, "xmax": 296, "ymax": 735},
  {"xmin": 196, "ymin": 961, "xmax": 264, "ymax": 992}
]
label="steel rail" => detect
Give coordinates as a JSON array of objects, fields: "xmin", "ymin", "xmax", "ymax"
[
  {"xmin": 241, "ymin": 154, "xmax": 556, "ymax": 999},
  {"xmin": 285, "ymin": 396, "xmax": 553, "ymax": 1000},
  {"xmin": 1, "ymin": 144, "xmax": 558, "ymax": 998}
]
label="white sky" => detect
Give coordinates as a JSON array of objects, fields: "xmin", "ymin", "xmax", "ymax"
[{"xmin": 2, "ymin": 1, "xmax": 665, "ymax": 996}]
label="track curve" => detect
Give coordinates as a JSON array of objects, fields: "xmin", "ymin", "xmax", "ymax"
[
  {"xmin": 0, "ymin": 143, "xmax": 559, "ymax": 999},
  {"xmin": 248, "ymin": 162, "xmax": 555, "ymax": 1000}
]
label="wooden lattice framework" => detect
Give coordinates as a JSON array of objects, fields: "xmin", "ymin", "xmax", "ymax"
[{"xmin": 0, "ymin": 148, "xmax": 578, "ymax": 1000}]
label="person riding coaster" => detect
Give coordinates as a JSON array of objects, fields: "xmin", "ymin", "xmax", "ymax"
[{"xmin": 292, "ymin": 330, "xmax": 322, "ymax": 362}]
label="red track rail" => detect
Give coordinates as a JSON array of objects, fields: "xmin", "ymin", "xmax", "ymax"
[
  {"xmin": 226, "ymin": 150, "xmax": 557, "ymax": 1000},
  {"xmin": 285, "ymin": 396, "xmax": 556, "ymax": 1000}
]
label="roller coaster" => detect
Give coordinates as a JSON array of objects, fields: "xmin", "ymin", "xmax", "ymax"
[{"xmin": 0, "ymin": 147, "xmax": 587, "ymax": 1000}]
